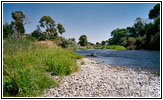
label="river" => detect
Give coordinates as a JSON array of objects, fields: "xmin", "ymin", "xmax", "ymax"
[{"xmin": 75, "ymin": 49, "xmax": 160, "ymax": 73}]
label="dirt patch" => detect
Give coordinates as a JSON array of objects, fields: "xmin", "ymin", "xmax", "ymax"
[{"xmin": 35, "ymin": 40, "xmax": 57, "ymax": 48}]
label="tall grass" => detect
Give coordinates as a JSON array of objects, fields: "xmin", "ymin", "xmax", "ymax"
[{"xmin": 3, "ymin": 38, "xmax": 82, "ymax": 97}]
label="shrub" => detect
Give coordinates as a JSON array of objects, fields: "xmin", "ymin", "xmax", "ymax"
[
  {"xmin": 3, "ymin": 23, "xmax": 14, "ymax": 39},
  {"xmin": 31, "ymin": 30, "xmax": 42, "ymax": 40},
  {"xmin": 25, "ymin": 35, "xmax": 36, "ymax": 42},
  {"xmin": 80, "ymin": 61, "xmax": 85, "ymax": 65},
  {"xmin": 127, "ymin": 37, "xmax": 136, "ymax": 46},
  {"xmin": 60, "ymin": 38, "xmax": 77, "ymax": 50}
]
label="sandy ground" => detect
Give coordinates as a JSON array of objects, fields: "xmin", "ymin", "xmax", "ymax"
[{"xmin": 43, "ymin": 58, "xmax": 160, "ymax": 97}]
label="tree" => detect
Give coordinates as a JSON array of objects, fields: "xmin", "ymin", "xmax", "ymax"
[
  {"xmin": 127, "ymin": 27, "xmax": 136, "ymax": 37},
  {"xmin": 39, "ymin": 16, "xmax": 57, "ymax": 38},
  {"xmin": 69, "ymin": 38, "xmax": 75, "ymax": 42},
  {"xmin": 3, "ymin": 22, "xmax": 14, "ymax": 39},
  {"xmin": 120, "ymin": 37, "xmax": 127, "ymax": 46},
  {"xmin": 11, "ymin": 11, "xmax": 26, "ymax": 38},
  {"xmin": 107, "ymin": 4, "xmax": 160, "ymax": 50},
  {"xmin": 57, "ymin": 23, "xmax": 65, "ymax": 35},
  {"xmin": 149, "ymin": 4, "xmax": 160, "ymax": 19},
  {"xmin": 110, "ymin": 28, "xmax": 128, "ymax": 45},
  {"xmin": 96, "ymin": 42, "xmax": 99, "ymax": 45},
  {"xmin": 134, "ymin": 17, "xmax": 144, "ymax": 37},
  {"xmin": 78, "ymin": 35, "xmax": 88, "ymax": 46},
  {"xmin": 101, "ymin": 41, "xmax": 106, "ymax": 46},
  {"xmin": 31, "ymin": 26, "xmax": 42, "ymax": 40}
]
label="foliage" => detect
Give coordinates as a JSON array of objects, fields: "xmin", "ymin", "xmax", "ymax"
[
  {"xmin": 78, "ymin": 35, "xmax": 88, "ymax": 46},
  {"xmin": 69, "ymin": 38, "xmax": 75, "ymax": 42},
  {"xmin": 39, "ymin": 16, "xmax": 56, "ymax": 30},
  {"xmin": 3, "ymin": 23, "xmax": 14, "ymax": 39},
  {"xmin": 3, "ymin": 38, "xmax": 82, "ymax": 97},
  {"xmin": 31, "ymin": 16, "xmax": 66, "ymax": 40},
  {"xmin": 107, "ymin": 4, "xmax": 160, "ymax": 50},
  {"xmin": 57, "ymin": 23, "xmax": 65, "ymax": 34},
  {"xmin": 149, "ymin": 4, "xmax": 160, "ymax": 19},
  {"xmin": 31, "ymin": 30, "xmax": 42, "ymax": 40},
  {"xmin": 101, "ymin": 41, "xmax": 106, "ymax": 46},
  {"xmin": 11, "ymin": 11, "xmax": 26, "ymax": 38},
  {"xmin": 53, "ymin": 37, "xmax": 77, "ymax": 50},
  {"xmin": 80, "ymin": 61, "xmax": 85, "ymax": 65},
  {"xmin": 127, "ymin": 37, "xmax": 136, "ymax": 46},
  {"xmin": 100, "ymin": 45, "xmax": 126, "ymax": 50},
  {"xmin": 109, "ymin": 28, "xmax": 128, "ymax": 45},
  {"xmin": 25, "ymin": 35, "xmax": 36, "ymax": 42},
  {"xmin": 39, "ymin": 16, "xmax": 57, "ymax": 39}
]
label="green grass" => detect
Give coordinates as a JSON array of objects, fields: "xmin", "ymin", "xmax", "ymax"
[
  {"xmin": 3, "ymin": 38, "xmax": 82, "ymax": 97},
  {"xmin": 99, "ymin": 45, "xmax": 126, "ymax": 50},
  {"xmin": 77, "ymin": 45, "xmax": 126, "ymax": 50},
  {"xmin": 80, "ymin": 61, "xmax": 85, "ymax": 65}
]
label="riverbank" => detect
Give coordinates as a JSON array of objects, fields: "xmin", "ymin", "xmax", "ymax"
[{"xmin": 43, "ymin": 58, "xmax": 160, "ymax": 97}]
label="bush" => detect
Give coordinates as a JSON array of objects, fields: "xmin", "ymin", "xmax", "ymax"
[
  {"xmin": 32, "ymin": 30, "xmax": 51, "ymax": 41},
  {"xmin": 127, "ymin": 37, "xmax": 136, "ymax": 46},
  {"xmin": 60, "ymin": 38, "xmax": 77, "ymax": 50},
  {"xmin": 80, "ymin": 61, "xmax": 85, "ymax": 65},
  {"xmin": 25, "ymin": 35, "xmax": 36, "ymax": 42},
  {"xmin": 3, "ymin": 23, "xmax": 14, "ymax": 39},
  {"xmin": 31, "ymin": 30, "xmax": 42, "ymax": 40}
]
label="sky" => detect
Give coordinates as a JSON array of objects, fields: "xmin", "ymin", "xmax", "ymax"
[{"xmin": 3, "ymin": 3, "xmax": 157, "ymax": 43}]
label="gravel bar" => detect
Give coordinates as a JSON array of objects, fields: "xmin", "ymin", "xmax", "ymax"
[{"xmin": 43, "ymin": 58, "xmax": 160, "ymax": 97}]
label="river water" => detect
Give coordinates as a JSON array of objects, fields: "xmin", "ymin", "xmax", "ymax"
[{"xmin": 75, "ymin": 49, "xmax": 160, "ymax": 73}]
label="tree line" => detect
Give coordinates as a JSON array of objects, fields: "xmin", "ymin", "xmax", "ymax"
[
  {"xmin": 3, "ymin": 11, "xmax": 91, "ymax": 49},
  {"xmin": 96, "ymin": 4, "xmax": 160, "ymax": 50},
  {"xmin": 3, "ymin": 11, "xmax": 65, "ymax": 40},
  {"xmin": 3, "ymin": 4, "xmax": 160, "ymax": 50}
]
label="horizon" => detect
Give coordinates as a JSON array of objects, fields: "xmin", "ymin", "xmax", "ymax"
[{"xmin": 3, "ymin": 3, "xmax": 157, "ymax": 43}]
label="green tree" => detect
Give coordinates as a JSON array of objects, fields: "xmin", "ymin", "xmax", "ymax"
[
  {"xmin": 69, "ymin": 38, "xmax": 76, "ymax": 42},
  {"xmin": 31, "ymin": 25, "xmax": 42, "ymax": 40},
  {"xmin": 11, "ymin": 11, "xmax": 26, "ymax": 38},
  {"xmin": 149, "ymin": 4, "xmax": 160, "ymax": 19},
  {"xmin": 134, "ymin": 17, "xmax": 144, "ymax": 37},
  {"xmin": 107, "ymin": 4, "xmax": 160, "ymax": 50},
  {"xmin": 127, "ymin": 27, "xmax": 136, "ymax": 37},
  {"xmin": 120, "ymin": 37, "xmax": 127, "ymax": 46},
  {"xmin": 127, "ymin": 37, "xmax": 136, "ymax": 46},
  {"xmin": 57, "ymin": 23, "xmax": 65, "ymax": 35},
  {"xmin": 110, "ymin": 28, "xmax": 128, "ymax": 45},
  {"xmin": 3, "ymin": 22, "xmax": 14, "ymax": 39},
  {"xmin": 39, "ymin": 16, "xmax": 57, "ymax": 39},
  {"xmin": 135, "ymin": 36, "xmax": 146, "ymax": 49},
  {"xmin": 78, "ymin": 35, "xmax": 88, "ymax": 46},
  {"xmin": 101, "ymin": 41, "xmax": 106, "ymax": 46}
]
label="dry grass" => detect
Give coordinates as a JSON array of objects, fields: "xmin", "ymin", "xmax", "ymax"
[{"xmin": 35, "ymin": 40, "xmax": 57, "ymax": 48}]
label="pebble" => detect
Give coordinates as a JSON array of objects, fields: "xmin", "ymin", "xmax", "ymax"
[{"xmin": 43, "ymin": 58, "xmax": 160, "ymax": 97}]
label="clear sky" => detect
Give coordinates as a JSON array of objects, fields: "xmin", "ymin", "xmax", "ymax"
[{"xmin": 3, "ymin": 3, "xmax": 157, "ymax": 43}]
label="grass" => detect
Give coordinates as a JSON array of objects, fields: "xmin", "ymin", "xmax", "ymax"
[
  {"xmin": 95, "ymin": 45, "xmax": 126, "ymax": 50},
  {"xmin": 80, "ymin": 61, "xmax": 85, "ymax": 65},
  {"xmin": 77, "ymin": 45, "xmax": 126, "ymax": 50},
  {"xmin": 3, "ymin": 37, "xmax": 82, "ymax": 97}
]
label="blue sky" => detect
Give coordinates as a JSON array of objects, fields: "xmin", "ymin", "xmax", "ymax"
[{"xmin": 3, "ymin": 3, "xmax": 157, "ymax": 43}]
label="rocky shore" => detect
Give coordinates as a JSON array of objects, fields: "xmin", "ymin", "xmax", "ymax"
[{"xmin": 43, "ymin": 58, "xmax": 160, "ymax": 97}]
